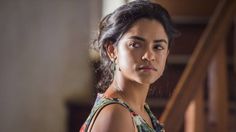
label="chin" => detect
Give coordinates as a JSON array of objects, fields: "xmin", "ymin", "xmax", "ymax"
[{"xmin": 135, "ymin": 77, "xmax": 157, "ymax": 85}]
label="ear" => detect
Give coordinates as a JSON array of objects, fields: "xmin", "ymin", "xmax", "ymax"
[{"xmin": 106, "ymin": 42, "xmax": 117, "ymax": 61}]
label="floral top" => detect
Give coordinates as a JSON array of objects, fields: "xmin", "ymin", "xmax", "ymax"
[{"xmin": 80, "ymin": 93, "xmax": 165, "ymax": 132}]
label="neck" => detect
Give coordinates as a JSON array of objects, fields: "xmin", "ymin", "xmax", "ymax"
[{"xmin": 105, "ymin": 75, "xmax": 150, "ymax": 111}]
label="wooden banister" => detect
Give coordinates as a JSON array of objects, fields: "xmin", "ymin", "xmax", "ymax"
[
  {"xmin": 208, "ymin": 40, "xmax": 229, "ymax": 131},
  {"xmin": 160, "ymin": 0, "xmax": 236, "ymax": 131},
  {"xmin": 185, "ymin": 84, "xmax": 205, "ymax": 132}
]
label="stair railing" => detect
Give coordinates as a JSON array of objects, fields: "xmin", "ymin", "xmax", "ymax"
[{"xmin": 160, "ymin": 0, "xmax": 236, "ymax": 131}]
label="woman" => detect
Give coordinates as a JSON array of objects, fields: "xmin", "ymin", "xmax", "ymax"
[{"xmin": 80, "ymin": 1, "xmax": 178, "ymax": 132}]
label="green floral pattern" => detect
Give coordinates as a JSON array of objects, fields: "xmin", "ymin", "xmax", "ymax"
[{"xmin": 80, "ymin": 93, "xmax": 165, "ymax": 132}]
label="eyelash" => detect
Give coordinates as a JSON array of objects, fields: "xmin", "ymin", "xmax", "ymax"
[
  {"xmin": 129, "ymin": 41, "xmax": 165, "ymax": 50},
  {"xmin": 153, "ymin": 44, "xmax": 164, "ymax": 50},
  {"xmin": 129, "ymin": 42, "xmax": 141, "ymax": 48}
]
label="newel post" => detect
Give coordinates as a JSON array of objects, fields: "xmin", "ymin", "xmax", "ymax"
[
  {"xmin": 208, "ymin": 40, "xmax": 229, "ymax": 132},
  {"xmin": 185, "ymin": 83, "xmax": 205, "ymax": 132}
]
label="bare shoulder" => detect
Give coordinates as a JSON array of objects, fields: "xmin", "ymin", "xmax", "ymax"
[{"xmin": 91, "ymin": 103, "xmax": 135, "ymax": 132}]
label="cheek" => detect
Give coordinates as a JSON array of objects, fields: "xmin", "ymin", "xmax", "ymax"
[
  {"xmin": 117, "ymin": 50, "xmax": 138, "ymax": 70},
  {"xmin": 156, "ymin": 53, "xmax": 168, "ymax": 68},
  {"xmin": 161, "ymin": 54, "xmax": 168, "ymax": 64},
  {"xmin": 118, "ymin": 52, "xmax": 133, "ymax": 68}
]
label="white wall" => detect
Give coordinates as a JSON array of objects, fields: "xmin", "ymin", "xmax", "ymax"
[{"xmin": 0, "ymin": 0, "xmax": 99, "ymax": 132}]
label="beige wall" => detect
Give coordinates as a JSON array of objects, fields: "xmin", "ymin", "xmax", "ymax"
[{"xmin": 0, "ymin": 0, "xmax": 100, "ymax": 132}]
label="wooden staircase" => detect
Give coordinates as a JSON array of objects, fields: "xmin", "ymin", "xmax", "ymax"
[{"xmin": 156, "ymin": 0, "xmax": 236, "ymax": 131}]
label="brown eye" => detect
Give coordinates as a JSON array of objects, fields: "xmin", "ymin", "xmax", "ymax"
[
  {"xmin": 153, "ymin": 44, "xmax": 164, "ymax": 50},
  {"xmin": 129, "ymin": 41, "xmax": 141, "ymax": 48}
]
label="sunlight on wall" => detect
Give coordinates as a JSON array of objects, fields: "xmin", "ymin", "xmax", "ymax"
[
  {"xmin": 102, "ymin": 0, "xmax": 136, "ymax": 17},
  {"xmin": 102, "ymin": 0, "xmax": 126, "ymax": 17}
]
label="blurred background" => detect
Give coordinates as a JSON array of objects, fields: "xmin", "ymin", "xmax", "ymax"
[{"xmin": 0, "ymin": 0, "xmax": 235, "ymax": 132}]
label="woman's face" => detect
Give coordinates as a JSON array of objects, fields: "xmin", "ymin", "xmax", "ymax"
[{"xmin": 113, "ymin": 18, "xmax": 169, "ymax": 85}]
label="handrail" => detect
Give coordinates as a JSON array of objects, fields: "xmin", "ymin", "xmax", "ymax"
[{"xmin": 160, "ymin": 0, "xmax": 236, "ymax": 131}]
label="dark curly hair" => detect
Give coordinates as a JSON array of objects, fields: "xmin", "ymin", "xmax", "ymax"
[{"xmin": 92, "ymin": 0, "xmax": 179, "ymax": 93}]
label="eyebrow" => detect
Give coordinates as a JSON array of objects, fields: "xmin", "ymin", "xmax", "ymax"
[{"xmin": 129, "ymin": 36, "xmax": 168, "ymax": 44}]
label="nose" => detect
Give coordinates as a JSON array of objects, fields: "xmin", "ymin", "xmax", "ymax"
[{"xmin": 141, "ymin": 49, "xmax": 155, "ymax": 61}]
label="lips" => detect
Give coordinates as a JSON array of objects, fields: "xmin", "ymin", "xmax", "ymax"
[{"xmin": 138, "ymin": 65, "xmax": 157, "ymax": 71}]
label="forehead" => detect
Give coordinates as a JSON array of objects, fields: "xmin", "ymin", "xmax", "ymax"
[{"xmin": 123, "ymin": 18, "xmax": 168, "ymax": 40}]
